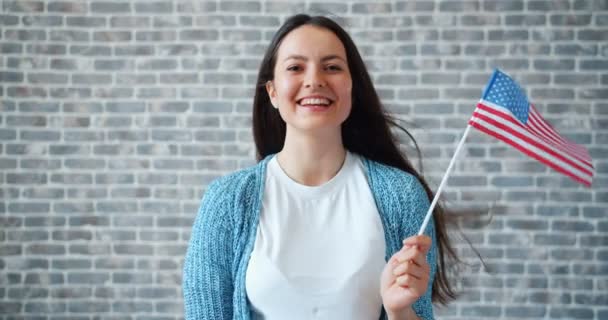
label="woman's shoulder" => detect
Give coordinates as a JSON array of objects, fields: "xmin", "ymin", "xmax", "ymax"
[{"xmin": 363, "ymin": 157, "xmax": 426, "ymax": 194}]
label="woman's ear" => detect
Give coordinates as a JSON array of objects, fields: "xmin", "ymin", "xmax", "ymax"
[{"xmin": 265, "ymin": 81, "xmax": 278, "ymax": 109}]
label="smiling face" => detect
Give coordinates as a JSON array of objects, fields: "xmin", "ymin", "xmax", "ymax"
[{"xmin": 266, "ymin": 25, "xmax": 353, "ymax": 135}]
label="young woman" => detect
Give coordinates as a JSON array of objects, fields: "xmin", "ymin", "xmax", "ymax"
[{"xmin": 183, "ymin": 14, "xmax": 458, "ymax": 320}]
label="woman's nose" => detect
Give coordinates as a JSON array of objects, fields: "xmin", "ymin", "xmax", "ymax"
[{"xmin": 304, "ymin": 70, "xmax": 325, "ymax": 88}]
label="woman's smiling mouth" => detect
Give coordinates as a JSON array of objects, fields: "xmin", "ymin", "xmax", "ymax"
[{"xmin": 297, "ymin": 96, "xmax": 334, "ymax": 109}]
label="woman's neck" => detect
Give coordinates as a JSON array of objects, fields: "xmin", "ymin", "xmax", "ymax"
[{"xmin": 277, "ymin": 130, "xmax": 346, "ymax": 187}]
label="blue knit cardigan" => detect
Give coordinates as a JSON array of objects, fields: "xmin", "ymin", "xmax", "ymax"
[{"xmin": 183, "ymin": 155, "xmax": 437, "ymax": 319}]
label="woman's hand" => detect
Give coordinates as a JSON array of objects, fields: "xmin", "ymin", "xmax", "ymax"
[{"xmin": 380, "ymin": 235, "xmax": 432, "ymax": 320}]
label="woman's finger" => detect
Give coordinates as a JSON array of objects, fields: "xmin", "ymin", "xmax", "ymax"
[
  {"xmin": 395, "ymin": 274, "xmax": 425, "ymax": 297},
  {"xmin": 402, "ymin": 235, "xmax": 432, "ymax": 254},
  {"xmin": 392, "ymin": 260, "xmax": 425, "ymax": 280},
  {"xmin": 410, "ymin": 249, "xmax": 429, "ymax": 268}
]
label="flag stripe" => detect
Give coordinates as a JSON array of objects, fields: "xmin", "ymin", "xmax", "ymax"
[
  {"xmin": 470, "ymin": 111, "xmax": 592, "ymax": 180},
  {"xmin": 526, "ymin": 113, "xmax": 579, "ymax": 155},
  {"xmin": 526, "ymin": 112, "xmax": 590, "ymax": 161},
  {"xmin": 468, "ymin": 120, "xmax": 592, "ymax": 186},
  {"xmin": 528, "ymin": 106, "xmax": 590, "ymax": 157},
  {"xmin": 473, "ymin": 110, "xmax": 591, "ymax": 179},
  {"xmin": 472, "ymin": 105, "xmax": 594, "ymax": 177},
  {"xmin": 522, "ymin": 107, "xmax": 592, "ymax": 165}
]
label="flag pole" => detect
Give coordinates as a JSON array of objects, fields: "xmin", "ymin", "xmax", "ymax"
[{"xmin": 417, "ymin": 124, "xmax": 472, "ymax": 235}]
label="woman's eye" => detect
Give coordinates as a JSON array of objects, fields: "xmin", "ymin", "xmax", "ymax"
[
  {"xmin": 326, "ymin": 65, "xmax": 342, "ymax": 71},
  {"xmin": 287, "ymin": 65, "xmax": 301, "ymax": 71}
]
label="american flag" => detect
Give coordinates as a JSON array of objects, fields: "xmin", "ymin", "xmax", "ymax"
[{"xmin": 468, "ymin": 69, "xmax": 594, "ymax": 187}]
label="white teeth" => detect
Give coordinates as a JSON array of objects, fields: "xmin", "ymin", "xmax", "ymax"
[{"xmin": 299, "ymin": 98, "xmax": 331, "ymax": 106}]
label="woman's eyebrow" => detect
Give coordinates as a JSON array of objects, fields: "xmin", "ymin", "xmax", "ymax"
[{"xmin": 283, "ymin": 54, "xmax": 346, "ymax": 62}]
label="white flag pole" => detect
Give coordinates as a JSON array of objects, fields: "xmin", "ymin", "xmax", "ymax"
[{"xmin": 417, "ymin": 124, "xmax": 472, "ymax": 235}]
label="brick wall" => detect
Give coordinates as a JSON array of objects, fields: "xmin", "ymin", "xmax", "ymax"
[{"xmin": 1, "ymin": 0, "xmax": 606, "ymax": 319}]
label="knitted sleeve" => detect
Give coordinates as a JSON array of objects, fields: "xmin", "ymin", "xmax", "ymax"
[
  {"xmin": 399, "ymin": 174, "xmax": 436, "ymax": 320},
  {"xmin": 183, "ymin": 178, "xmax": 235, "ymax": 320}
]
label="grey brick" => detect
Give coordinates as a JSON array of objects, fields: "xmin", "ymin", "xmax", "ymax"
[
  {"xmin": 573, "ymin": 0, "xmax": 608, "ymax": 10},
  {"xmin": 461, "ymin": 305, "xmax": 501, "ymax": 317},
  {"xmin": 528, "ymin": 0, "xmax": 570, "ymax": 10},
  {"xmin": 112, "ymin": 301, "xmax": 154, "ymax": 313},
  {"xmin": 485, "ymin": 0, "xmax": 524, "ymax": 10},
  {"xmin": 113, "ymin": 216, "xmax": 153, "ymax": 227},
  {"xmin": 535, "ymin": 234, "xmax": 577, "ymax": 246},
  {"xmin": 134, "ymin": 1, "xmax": 173, "ymax": 14},
  {"xmin": 6, "ymin": 229, "xmax": 49, "ymax": 242},
  {"xmin": 52, "ymin": 230, "xmax": 92, "ymax": 241},
  {"xmin": 47, "ymin": 1, "xmax": 87, "ymax": 13},
  {"xmin": 1, "ymin": 14, "xmax": 19, "ymax": 25},
  {"xmin": 68, "ymin": 301, "xmax": 110, "ymax": 313},
  {"xmin": 443, "ymin": 29, "xmax": 484, "ymax": 41},
  {"xmin": 507, "ymin": 219, "xmax": 549, "ymax": 230},
  {"xmin": 552, "ymin": 220, "xmax": 594, "ymax": 232},
  {"xmin": 51, "ymin": 287, "xmax": 92, "ymax": 298},
  {"xmin": 110, "ymin": 187, "xmax": 150, "ymax": 198},
  {"xmin": 160, "ymin": 73, "xmax": 198, "ymax": 84},
  {"xmin": 69, "ymin": 216, "xmax": 109, "ymax": 227},
  {"xmin": 153, "ymin": 159, "xmax": 194, "ymax": 170},
  {"xmin": 154, "ymin": 15, "xmax": 192, "ymax": 28},
  {"xmin": 94, "ymin": 59, "xmax": 133, "ymax": 71},
  {"xmin": 5, "ymin": 29, "xmax": 46, "ymax": 41},
  {"xmin": 137, "ymin": 287, "xmax": 178, "ymax": 299},
  {"xmin": 50, "ymin": 172, "xmax": 93, "ymax": 185},
  {"xmin": 464, "ymin": 44, "xmax": 506, "ymax": 55},
  {"xmin": 135, "ymin": 30, "xmax": 176, "ymax": 42},
  {"xmin": 22, "ymin": 15, "xmax": 63, "ymax": 27},
  {"xmin": 50, "ymin": 87, "xmax": 92, "ymax": 99},
  {"xmin": 489, "ymin": 30, "xmax": 529, "ymax": 41},
  {"xmin": 580, "ymin": 59, "xmax": 608, "ymax": 70},
  {"xmin": 505, "ymin": 14, "xmax": 547, "ymax": 26},
  {"xmin": 25, "ymin": 216, "xmax": 66, "ymax": 227},
  {"xmin": 578, "ymin": 29, "xmax": 608, "ymax": 41},
  {"xmin": 7, "ymin": 173, "xmax": 47, "ymax": 184},
  {"xmin": 534, "ymin": 59, "xmax": 575, "ymax": 70},
  {"xmin": 49, "ymin": 30, "xmax": 89, "ymax": 42},
  {"xmin": 114, "ymin": 244, "xmax": 154, "ymax": 256},
  {"xmin": 67, "ymin": 273, "xmax": 109, "ymax": 285},
  {"xmin": 533, "ymin": 29, "xmax": 574, "ymax": 41},
  {"xmin": 93, "ymin": 31, "xmax": 132, "ymax": 42},
  {"xmin": 24, "ymin": 302, "xmax": 66, "ymax": 313},
  {"xmin": 551, "ymin": 248, "xmax": 593, "ymax": 260},
  {"xmin": 353, "ymin": 2, "xmax": 392, "ymax": 13},
  {"xmin": 222, "ymin": 29, "xmax": 261, "ymax": 41},
  {"xmin": 1, "ymin": 42, "xmax": 23, "ymax": 53},
  {"xmin": 551, "ymin": 14, "xmax": 592, "ymax": 26},
  {"xmin": 66, "ymin": 16, "xmax": 106, "ymax": 27},
  {"xmin": 398, "ymin": 88, "xmax": 439, "ymax": 100},
  {"xmin": 554, "ymin": 74, "xmax": 598, "ymax": 85},
  {"xmin": 51, "ymin": 259, "xmax": 91, "ymax": 270},
  {"xmin": 193, "ymin": 101, "xmax": 232, "ymax": 113},
  {"xmin": 439, "ymin": 0, "xmax": 479, "ymax": 12},
  {"xmin": 140, "ymin": 231, "xmax": 178, "ymax": 241},
  {"xmin": 177, "ymin": 1, "xmax": 215, "ymax": 12},
  {"xmin": 70, "ymin": 44, "xmax": 112, "ymax": 56},
  {"xmin": 95, "ymin": 257, "xmax": 135, "ymax": 269},
  {"xmin": 91, "ymin": 1, "xmax": 131, "ymax": 13},
  {"xmin": 137, "ymin": 173, "xmax": 177, "ymax": 185},
  {"xmin": 204, "ymin": 72, "xmax": 244, "ymax": 84},
  {"xmin": 531, "ymin": 88, "xmax": 575, "ymax": 100},
  {"xmin": 26, "ymin": 244, "xmax": 65, "ymax": 255},
  {"xmin": 69, "ymin": 244, "xmax": 111, "ymax": 255}
]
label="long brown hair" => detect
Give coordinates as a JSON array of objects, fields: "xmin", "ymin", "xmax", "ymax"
[{"xmin": 252, "ymin": 14, "xmax": 460, "ymax": 305}]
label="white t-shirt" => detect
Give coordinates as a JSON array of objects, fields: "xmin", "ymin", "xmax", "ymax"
[{"xmin": 245, "ymin": 152, "xmax": 386, "ymax": 320}]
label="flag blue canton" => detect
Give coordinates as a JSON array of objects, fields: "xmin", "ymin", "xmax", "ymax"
[{"xmin": 482, "ymin": 69, "xmax": 530, "ymax": 124}]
